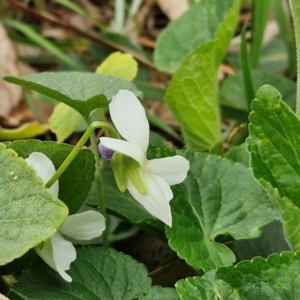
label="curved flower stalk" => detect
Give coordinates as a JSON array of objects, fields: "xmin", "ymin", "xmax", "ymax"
[
  {"xmin": 99, "ymin": 90, "xmax": 189, "ymax": 227},
  {"xmin": 26, "ymin": 152, "xmax": 105, "ymax": 282}
]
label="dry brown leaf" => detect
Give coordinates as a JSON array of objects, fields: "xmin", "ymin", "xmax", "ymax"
[
  {"xmin": 156, "ymin": 0, "xmax": 189, "ymax": 20},
  {"xmin": 0, "ymin": 22, "xmax": 22, "ymax": 119}
]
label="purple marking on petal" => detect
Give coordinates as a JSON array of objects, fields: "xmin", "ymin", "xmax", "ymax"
[{"xmin": 98, "ymin": 143, "xmax": 114, "ymax": 162}]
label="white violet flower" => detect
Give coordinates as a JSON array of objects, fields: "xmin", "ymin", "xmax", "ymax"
[
  {"xmin": 99, "ymin": 90, "xmax": 189, "ymax": 227},
  {"xmin": 26, "ymin": 152, "xmax": 105, "ymax": 282}
]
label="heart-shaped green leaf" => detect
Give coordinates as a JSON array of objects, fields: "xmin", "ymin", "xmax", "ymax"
[
  {"xmin": 166, "ymin": 149, "xmax": 276, "ymax": 271},
  {"xmin": 176, "ymin": 251, "xmax": 300, "ymax": 299},
  {"xmin": 0, "ymin": 143, "xmax": 68, "ymax": 265},
  {"xmin": 5, "ymin": 140, "xmax": 95, "ymax": 214},
  {"xmin": 9, "ymin": 247, "xmax": 152, "ymax": 300},
  {"xmin": 4, "ymin": 72, "xmax": 142, "ymax": 118}
]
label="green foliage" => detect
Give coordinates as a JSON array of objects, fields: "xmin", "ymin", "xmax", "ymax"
[
  {"xmin": 248, "ymin": 85, "xmax": 300, "ymax": 207},
  {"xmin": 248, "ymin": 85, "xmax": 300, "ymax": 249},
  {"xmin": 165, "ymin": 42, "xmax": 221, "ymax": 150},
  {"xmin": 0, "ymin": 143, "xmax": 68, "ymax": 265},
  {"xmin": 225, "ymin": 143, "xmax": 249, "ymax": 167},
  {"xmin": 235, "ymin": 219, "xmax": 291, "ymax": 260},
  {"xmin": 251, "ymin": 0, "xmax": 271, "ymax": 67},
  {"xmin": 154, "ymin": 0, "xmax": 240, "ymax": 73},
  {"xmin": 139, "ymin": 286, "xmax": 179, "ymax": 299},
  {"xmin": 220, "ymin": 70, "xmax": 296, "ymax": 115},
  {"xmin": 5, "ymin": 140, "xmax": 95, "ymax": 214},
  {"xmin": 163, "ymin": 0, "xmax": 239, "ymax": 150},
  {"xmin": 272, "ymin": 0, "xmax": 297, "ymax": 75},
  {"xmin": 4, "ymin": 19, "xmax": 83, "ymax": 70},
  {"xmin": 176, "ymin": 251, "xmax": 300, "ymax": 299},
  {"xmin": 2, "ymin": 0, "xmax": 300, "ymax": 297},
  {"xmin": 4, "ymin": 72, "xmax": 142, "ymax": 118},
  {"xmin": 166, "ymin": 149, "xmax": 276, "ymax": 271},
  {"xmin": 95, "ymin": 51, "xmax": 138, "ymax": 81},
  {"xmin": 240, "ymin": 24, "xmax": 255, "ymax": 110},
  {"xmin": 9, "ymin": 247, "xmax": 171, "ymax": 300},
  {"xmin": 227, "ymin": 37, "xmax": 289, "ymax": 74}
]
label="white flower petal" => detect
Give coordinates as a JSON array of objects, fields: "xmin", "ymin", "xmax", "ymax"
[
  {"xmin": 25, "ymin": 152, "xmax": 59, "ymax": 197},
  {"xmin": 34, "ymin": 232, "xmax": 75, "ymax": 282},
  {"xmin": 34, "ymin": 239, "xmax": 56, "ymax": 271},
  {"xmin": 100, "ymin": 137, "xmax": 146, "ymax": 165},
  {"xmin": 60, "ymin": 211, "xmax": 105, "ymax": 240},
  {"xmin": 127, "ymin": 173, "xmax": 172, "ymax": 226},
  {"xmin": 110, "ymin": 90, "xmax": 149, "ymax": 152},
  {"xmin": 144, "ymin": 155, "xmax": 189, "ymax": 185}
]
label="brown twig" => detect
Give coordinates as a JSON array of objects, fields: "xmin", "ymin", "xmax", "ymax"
[{"xmin": 5, "ymin": 0, "xmax": 157, "ymax": 70}]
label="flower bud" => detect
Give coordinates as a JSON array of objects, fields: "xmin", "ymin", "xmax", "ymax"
[
  {"xmin": 98, "ymin": 143, "xmax": 114, "ymax": 162},
  {"xmin": 111, "ymin": 152, "xmax": 127, "ymax": 193}
]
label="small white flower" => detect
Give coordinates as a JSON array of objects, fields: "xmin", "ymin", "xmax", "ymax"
[
  {"xmin": 26, "ymin": 152, "xmax": 105, "ymax": 282},
  {"xmin": 99, "ymin": 90, "xmax": 189, "ymax": 227}
]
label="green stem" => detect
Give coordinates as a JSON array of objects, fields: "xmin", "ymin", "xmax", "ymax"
[
  {"xmin": 45, "ymin": 121, "xmax": 119, "ymax": 189},
  {"xmin": 45, "ymin": 121, "xmax": 119, "ymax": 248},
  {"xmin": 87, "ymin": 119, "xmax": 109, "ymax": 247},
  {"xmin": 289, "ymin": 0, "xmax": 300, "ymax": 116},
  {"xmin": 240, "ymin": 23, "xmax": 255, "ymax": 110}
]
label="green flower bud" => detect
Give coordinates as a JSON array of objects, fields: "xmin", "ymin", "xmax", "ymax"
[{"xmin": 110, "ymin": 152, "xmax": 127, "ymax": 193}]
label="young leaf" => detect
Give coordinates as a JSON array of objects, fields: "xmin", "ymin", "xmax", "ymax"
[
  {"xmin": 9, "ymin": 247, "xmax": 152, "ymax": 300},
  {"xmin": 154, "ymin": 0, "xmax": 240, "ymax": 73},
  {"xmin": 5, "ymin": 140, "xmax": 95, "ymax": 214},
  {"xmin": 248, "ymin": 84, "xmax": 300, "ymax": 249},
  {"xmin": 176, "ymin": 251, "xmax": 300, "ymax": 299},
  {"xmin": 166, "ymin": 149, "xmax": 276, "ymax": 272},
  {"xmin": 4, "ymin": 72, "xmax": 142, "ymax": 118},
  {"xmin": 165, "ymin": 42, "xmax": 221, "ymax": 151},
  {"xmin": 0, "ymin": 143, "xmax": 67, "ymax": 265},
  {"xmin": 48, "ymin": 103, "xmax": 85, "ymax": 142},
  {"xmin": 248, "ymin": 85, "xmax": 300, "ymax": 207},
  {"xmin": 95, "ymin": 51, "xmax": 138, "ymax": 82}
]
